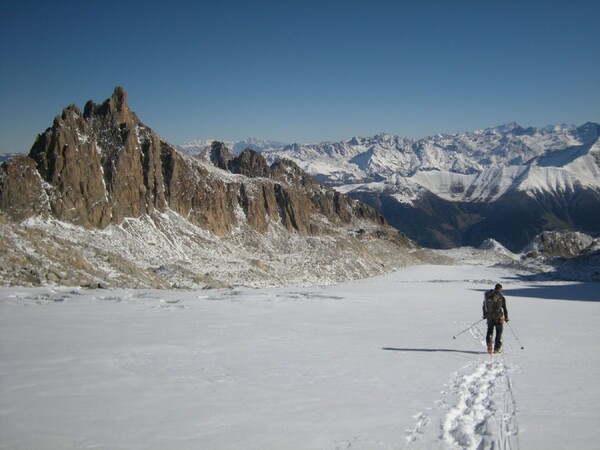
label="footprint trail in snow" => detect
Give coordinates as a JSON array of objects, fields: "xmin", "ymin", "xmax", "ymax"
[
  {"xmin": 441, "ymin": 359, "xmax": 519, "ymax": 449},
  {"xmin": 406, "ymin": 329, "xmax": 520, "ymax": 450}
]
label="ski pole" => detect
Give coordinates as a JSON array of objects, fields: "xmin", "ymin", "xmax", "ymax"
[
  {"xmin": 507, "ymin": 322, "xmax": 524, "ymax": 349},
  {"xmin": 453, "ymin": 319, "xmax": 485, "ymax": 340}
]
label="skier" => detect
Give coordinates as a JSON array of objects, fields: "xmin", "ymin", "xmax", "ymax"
[{"xmin": 483, "ymin": 283, "xmax": 509, "ymax": 354}]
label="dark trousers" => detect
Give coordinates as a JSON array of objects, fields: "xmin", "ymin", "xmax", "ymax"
[{"xmin": 486, "ymin": 320, "xmax": 504, "ymax": 351}]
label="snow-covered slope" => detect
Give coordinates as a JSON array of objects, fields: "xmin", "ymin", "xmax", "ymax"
[
  {"xmin": 2, "ymin": 263, "xmax": 598, "ymax": 449},
  {"xmin": 0, "ymin": 209, "xmax": 420, "ymax": 289}
]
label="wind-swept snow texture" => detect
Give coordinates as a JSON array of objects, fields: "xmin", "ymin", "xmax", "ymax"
[{"xmin": 1, "ymin": 264, "xmax": 599, "ymax": 449}]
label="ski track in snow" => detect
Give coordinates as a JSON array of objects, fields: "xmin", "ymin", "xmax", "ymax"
[{"xmin": 406, "ymin": 324, "xmax": 520, "ymax": 450}]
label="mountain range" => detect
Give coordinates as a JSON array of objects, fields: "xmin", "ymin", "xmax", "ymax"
[
  {"xmin": 1, "ymin": 87, "xmax": 599, "ymax": 288},
  {"xmin": 253, "ymin": 123, "xmax": 600, "ymax": 251},
  {"xmin": 177, "ymin": 138, "xmax": 287, "ymax": 155}
]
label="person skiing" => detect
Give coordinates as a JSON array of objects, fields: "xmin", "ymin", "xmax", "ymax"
[{"xmin": 483, "ymin": 283, "xmax": 509, "ymax": 354}]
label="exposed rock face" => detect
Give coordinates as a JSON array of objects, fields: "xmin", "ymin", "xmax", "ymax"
[
  {"xmin": 160, "ymin": 149, "xmax": 241, "ymax": 236},
  {"xmin": 1, "ymin": 87, "xmax": 393, "ymax": 241},
  {"xmin": 0, "ymin": 156, "xmax": 49, "ymax": 221}
]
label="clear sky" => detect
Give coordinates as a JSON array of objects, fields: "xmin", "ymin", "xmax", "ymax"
[{"xmin": 1, "ymin": 0, "xmax": 599, "ymax": 153}]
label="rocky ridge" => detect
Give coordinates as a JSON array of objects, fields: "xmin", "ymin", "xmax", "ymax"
[
  {"xmin": 0, "ymin": 88, "xmax": 416, "ymax": 289},
  {"xmin": 2, "ymin": 87, "xmax": 391, "ymax": 237}
]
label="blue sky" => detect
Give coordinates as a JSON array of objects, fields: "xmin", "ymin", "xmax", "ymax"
[{"xmin": 1, "ymin": 0, "xmax": 599, "ymax": 152}]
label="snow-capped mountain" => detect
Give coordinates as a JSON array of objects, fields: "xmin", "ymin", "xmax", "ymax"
[
  {"xmin": 177, "ymin": 138, "xmax": 287, "ymax": 156},
  {"xmin": 263, "ymin": 123, "xmax": 600, "ymax": 251},
  {"xmin": 264, "ymin": 123, "xmax": 595, "ymax": 192}
]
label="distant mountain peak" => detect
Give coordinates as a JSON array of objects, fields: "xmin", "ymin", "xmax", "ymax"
[
  {"xmin": 177, "ymin": 138, "xmax": 288, "ymax": 155},
  {"xmin": 489, "ymin": 122, "xmax": 521, "ymax": 133}
]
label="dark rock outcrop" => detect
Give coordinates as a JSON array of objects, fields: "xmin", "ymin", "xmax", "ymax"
[
  {"xmin": 208, "ymin": 141, "xmax": 234, "ymax": 170},
  {"xmin": 229, "ymin": 148, "xmax": 271, "ymax": 178}
]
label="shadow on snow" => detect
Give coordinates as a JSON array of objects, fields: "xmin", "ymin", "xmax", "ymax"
[
  {"xmin": 473, "ymin": 282, "xmax": 599, "ymax": 302},
  {"xmin": 382, "ymin": 347, "xmax": 486, "ymax": 355}
]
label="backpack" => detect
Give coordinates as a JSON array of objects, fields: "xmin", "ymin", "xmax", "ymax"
[{"xmin": 484, "ymin": 289, "xmax": 503, "ymax": 321}]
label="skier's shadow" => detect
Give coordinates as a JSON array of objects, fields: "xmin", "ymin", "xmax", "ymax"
[{"xmin": 382, "ymin": 347, "xmax": 486, "ymax": 355}]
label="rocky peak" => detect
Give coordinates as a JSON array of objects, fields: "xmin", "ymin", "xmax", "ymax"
[
  {"xmin": 209, "ymin": 141, "xmax": 233, "ymax": 170},
  {"xmin": 109, "ymin": 86, "xmax": 128, "ymax": 112},
  {"xmin": 270, "ymin": 158, "xmax": 314, "ymax": 188},
  {"xmin": 60, "ymin": 104, "xmax": 83, "ymax": 121},
  {"xmin": 1, "ymin": 87, "xmax": 397, "ymax": 244},
  {"xmin": 208, "ymin": 142, "xmax": 272, "ymax": 177},
  {"xmin": 229, "ymin": 148, "xmax": 271, "ymax": 178},
  {"xmin": 202, "ymin": 142, "xmax": 387, "ymax": 234},
  {"xmin": 107, "ymin": 86, "xmax": 131, "ymax": 127},
  {"xmin": 83, "ymin": 86, "xmax": 131, "ymax": 125},
  {"xmin": 9, "ymin": 87, "xmax": 168, "ymax": 228}
]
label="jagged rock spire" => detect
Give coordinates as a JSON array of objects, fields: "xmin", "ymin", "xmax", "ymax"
[{"xmin": 1, "ymin": 88, "xmax": 394, "ymax": 241}]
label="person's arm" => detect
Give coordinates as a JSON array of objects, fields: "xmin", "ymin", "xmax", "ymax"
[{"xmin": 502, "ymin": 295, "xmax": 509, "ymax": 321}]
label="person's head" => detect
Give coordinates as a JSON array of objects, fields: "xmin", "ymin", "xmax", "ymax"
[{"xmin": 495, "ymin": 283, "xmax": 503, "ymax": 292}]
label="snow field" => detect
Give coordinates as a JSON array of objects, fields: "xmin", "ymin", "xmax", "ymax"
[{"xmin": 0, "ymin": 265, "xmax": 599, "ymax": 449}]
